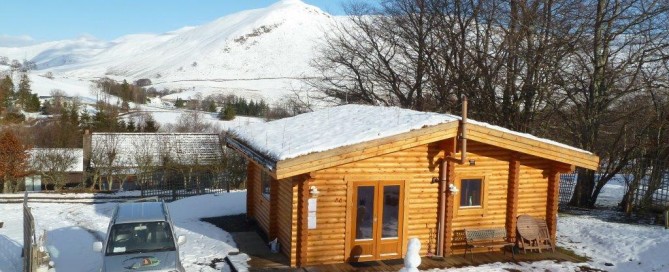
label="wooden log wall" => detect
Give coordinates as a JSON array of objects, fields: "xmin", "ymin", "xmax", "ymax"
[
  {"xmin": 447, "ymin": 143, "xmax": 554, "ymax": 254},
  {"xmin": 303, "ymin": 142, "xmax": 446, "ymax": 265},
  {"xmin": 277, "ymin": 177, "xmax": 297, "ymax": 265},
  {"xmin": 248, "ymin": 162, "xmax": 298, "ymax": 266},
  {"xmin": 248, "ymin": 163, "xmax": 270, "ymax": 235},
  {"xmin": 276, "ymin": 139, "xmax": 566, "ymax": 265}
]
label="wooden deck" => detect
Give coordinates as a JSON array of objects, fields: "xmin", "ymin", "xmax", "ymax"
[
  {"xmin": 208, "ymin": 214, "xmax": 588, "ymax": 272},
  {"xmin": 235, "ymin": 247, "xmax": 586, "ymax": 272}
]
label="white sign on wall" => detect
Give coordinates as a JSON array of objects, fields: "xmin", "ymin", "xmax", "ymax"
[{"xmin": 308, "ymin": 198, "xmax": 317, "ymax": 229}]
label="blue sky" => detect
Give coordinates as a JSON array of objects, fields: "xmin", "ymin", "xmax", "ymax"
[{"xmin": 0, "ymin": 0, "xmax": 347, "ymax": 46}]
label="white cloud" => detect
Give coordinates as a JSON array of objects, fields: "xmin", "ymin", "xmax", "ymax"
[{"xmin": 0, "ymin": 34, "xmax": 37, "ymax": 47}]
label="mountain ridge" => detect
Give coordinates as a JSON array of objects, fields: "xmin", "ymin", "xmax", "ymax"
[{"xmin": 0, "ymin": 0, "xmax": 338, "ymax": 102}]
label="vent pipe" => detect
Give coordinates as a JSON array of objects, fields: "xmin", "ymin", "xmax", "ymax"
[{"xmin": 461, "ymin": 96, "xmax": 468, "ymax": 164}]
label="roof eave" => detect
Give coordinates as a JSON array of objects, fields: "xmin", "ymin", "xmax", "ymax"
[
  {"xmin": 225, "ymin": 136, "xmax": 278, "ymax": 176},
  {"xmin": 466, "ymin": 123, "xmax": 600, "ymax": 170}
]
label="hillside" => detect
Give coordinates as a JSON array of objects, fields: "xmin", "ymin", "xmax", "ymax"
[{"xmin": 0, "ymin": 0, "xmax": 338, "ymax": 103}]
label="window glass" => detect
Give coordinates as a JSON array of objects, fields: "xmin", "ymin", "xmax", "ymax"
[
  {"xmin": 355, "ymin": 186, "xmax": 375, "ymax": 239},
  {"xmin": 105, "ymin": 222, "xmax": 175, "ymax": 256},
  {"xmin": 460, "ymin": 179, "xmax": 482, "ymax": 207},
  {"xmin": 381, "ymin": 185, "xmax": 400, "ymax": 238},
  {"xmin": 261, "ymin": 172, "xmax": 270, "ymax": 199}
]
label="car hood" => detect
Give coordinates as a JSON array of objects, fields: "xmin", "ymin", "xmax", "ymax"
[{"xmin": 104, "ymin": 251, "xmax": 180, "ymax": 271}]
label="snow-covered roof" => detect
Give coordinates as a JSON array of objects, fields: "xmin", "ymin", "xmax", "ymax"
[
  {"xmin": 90, "ymin": 133, "xmax": 222, "ymax": 168},
  {"xmin": 28, "ymin": 148, "xmax": 84, "ymax": 172},
  {"xmin": 229, "ymin": 104, "xmax": 592, "ymax": 162}
]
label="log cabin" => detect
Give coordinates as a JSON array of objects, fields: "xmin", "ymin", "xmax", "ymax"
[{"xmin": 226, "ymin": 104, "xmax": 599, "ymax": 267}]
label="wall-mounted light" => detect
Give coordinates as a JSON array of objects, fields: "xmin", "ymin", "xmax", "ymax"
[
  {"xmin": 468, "ymin": 159, "xmax": 476, "ymax": 166},
  {"xmin": 310, "ymin": 186, "xmax": 320, "ymax": 198},
  {"xmin": 448, "ymin": 183, "xmax": 459, "ymax": 194}
]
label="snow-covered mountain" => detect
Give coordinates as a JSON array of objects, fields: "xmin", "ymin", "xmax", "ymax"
[{"xmin": 0, "ymin": 0, "xmax": 338, "ymax": 102}]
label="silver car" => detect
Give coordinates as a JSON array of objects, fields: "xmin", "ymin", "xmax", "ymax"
[{"xmin": 94, "ymin": 201, "xmax": 186, "ymax": 272}]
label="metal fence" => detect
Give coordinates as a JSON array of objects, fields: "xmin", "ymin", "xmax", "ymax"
[
  {"xmin": 559, "ymin": 172, "xmax": 578, "ymax": 206},
  {"xmin": 23, "ymin": 193, "xmax": 51, "ymax": 272},
  {"xmin": 629, "ymin": 171, "xmax": 669, "ymax": 212},
  {"xmin": 23, "ymin": 193, "xmax": 34, "ymax": 272},
  {"xmin": 139, "ymin": 168, "xmax": 237, "ymax": 202}
]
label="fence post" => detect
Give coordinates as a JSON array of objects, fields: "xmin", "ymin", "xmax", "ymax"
[
  {"xmin": 665, "ymin": 209, "xmax": 668, "ymax": 229},
  {"xmin": 23, "ymin": 191, "xmax": 32, "ymax": 272}
]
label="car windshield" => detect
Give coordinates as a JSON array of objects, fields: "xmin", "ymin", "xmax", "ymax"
[{"xmin": 105, "ymin": 221, "xmax": 175, "ymax": 256}]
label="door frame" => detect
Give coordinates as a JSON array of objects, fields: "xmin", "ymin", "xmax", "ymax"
[{"xmin": 344, "ymin": 175, "xmax": 411, "ymax": 262}]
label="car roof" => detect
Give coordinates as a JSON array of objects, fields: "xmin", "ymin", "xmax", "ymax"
[{"xmin": 113, "ymin": 202, "xmax": 168, "ymax": 224}]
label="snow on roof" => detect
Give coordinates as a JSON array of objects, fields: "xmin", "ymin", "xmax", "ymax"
[
  {"xmin": 90, "ymin": 133, "xmax": 222, "ymax": 168},
  {"xmin": 230, "ymin": 104, "xmax": 591, "ymax": 161},
  {"xmin": 28, "ymin": 148, "xmax": 84, "ymax": 172}
]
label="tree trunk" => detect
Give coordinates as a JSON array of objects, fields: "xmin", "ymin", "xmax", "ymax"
[{"xmin": 569, "ymin": 168, "xmax": 596, "ymax": 208}]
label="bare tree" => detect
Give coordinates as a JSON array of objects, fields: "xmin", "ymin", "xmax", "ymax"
[
  {"xmin": 132, "ymin": 135, "xmax": 158, "ymax": 190},
  {"xmin": 165, "ymin": 111, "xmax": 219, "ymax": 133},
  {"xmin": 312, "ymin": 0, "xmax": 580, "ymax": 132},
  {"xmin": 30, "ymin": 149, "xmax": 78, "ymax": 190},
  {"xmin": 554, "ymin": 0, "xmax": 669, "ymax": 207},
  {"xmin": 90, "ymin": 134, "xmax": 121, "ymax": 190}
]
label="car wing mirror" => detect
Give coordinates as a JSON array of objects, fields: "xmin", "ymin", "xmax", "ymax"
[{"xmin": 93, "ymin": 241, "xmax": 103, "ymax": 252}]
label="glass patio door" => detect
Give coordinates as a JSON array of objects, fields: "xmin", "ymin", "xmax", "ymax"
[{"xmin": 350, "ymin": 181, "xmax": 404, "ymax": 261}]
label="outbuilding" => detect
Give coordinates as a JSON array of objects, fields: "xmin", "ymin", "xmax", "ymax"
[{"xmin": 226, "ymin": 104, "xmax": 599, "ymax": 267}]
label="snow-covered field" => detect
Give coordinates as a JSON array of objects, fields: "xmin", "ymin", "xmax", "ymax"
[{"xmin": 1, "ymin": 178, "xmax": 668, "ymax": 272}]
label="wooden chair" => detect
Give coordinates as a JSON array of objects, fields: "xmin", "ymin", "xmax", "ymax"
[
  {"xmin": 535, "ymin": 217, "xmax": 555, "ymax": 253},
  {"xmin": 516, "ymin": 215, "xmax": 555, "ymax": 253}
]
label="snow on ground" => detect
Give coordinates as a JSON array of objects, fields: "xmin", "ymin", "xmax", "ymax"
[
  {"xmin": 0, "ymin": 192, "xmax": 246, "ymax": 272},
  {"xmin": 558, "ymin": 214, "xmax": 669, "ymax": 271},
  {"xmin": 1, "ymin": 179, "xmax": 668, "ymax": 272},
  {"xmin": 126, "ymin": 104, "xmax": 265, "ymax": 131}
]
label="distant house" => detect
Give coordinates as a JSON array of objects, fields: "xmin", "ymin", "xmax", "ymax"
[
  {"xmin": 83, "ymin": 132, "xmax": 223, "ymax": 191},
  {"xmin": 26, "ymin": 148, "xmax": 84, "ymax": 191},
  {"xmin": 226, "ymin": 104, "xmax": 599, "ymax": 267}
]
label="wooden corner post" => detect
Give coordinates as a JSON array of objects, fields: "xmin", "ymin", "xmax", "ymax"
[
  {"xmin": 296, "ymin": 176, "xmax": 310, "ymax": 267},
  {"xmin": 506, "ymin": 153, "xmax": 520, "ymax": 242},
  {"xmin": 443, "ymin": 156, "xmax": 456, "ymax": 255},
  {"xmin": 546, "ymin": 170, "xmax": 560, "ymax": 242}
]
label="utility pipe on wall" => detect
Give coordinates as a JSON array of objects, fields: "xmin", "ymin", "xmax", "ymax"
[
  {"xmin": 436, "ymin": 160, "xmax": 447, "ymax": 257},
  {"xmin": 460, "ymin": 96, "xmax": 468, "ymax": 164},
  {"xmin": 436, "ymin": 96, "xmax": 469, "ymax": 257}
]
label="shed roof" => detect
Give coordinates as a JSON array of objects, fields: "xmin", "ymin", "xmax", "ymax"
[
  {"xmin": 228, "ymin": 105, "xmax": 599, "ymax": 178},
  {"xmin": 90, "ymin": 133, "xmax": 222, "ymax": 168}
]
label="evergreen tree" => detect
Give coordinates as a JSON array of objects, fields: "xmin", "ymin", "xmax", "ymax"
[
  {"xmin": 143, "ymin": 115, "xmax": 158, "ymax": 132},
  {"xmin": 127, "ymin": 119, "xmax": 136, "ymax": 132},
  {"xmin": 79, "ymin": 110, "xmax": 91, "ymax": 130},
  {"xmin": 174, "ymin": 98, "xmax": 185, "ymax": 108},
  {"xmin": 121, "ymin": 79, "xmax": 131, "ymax": 102},
  {"xmin": 25, "ymin": 94, "xmax": 40, "ymax": 112},
  {"xmin": 17, "ymin": 74, "xmax": 31, "ymax": 108},
  {"xmin": 208, "ymin": 101, "xmax": 217, "ymax": 112},
  {"xmin": 219, "ymin": 106, "xmax": 236, "ymax": 121},
  {"xmin": 0, "ymin": 76, "xmax": 14, "ymax": 111}
]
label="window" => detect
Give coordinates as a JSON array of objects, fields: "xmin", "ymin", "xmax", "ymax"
[
  {"xmin": 261, "ymin": 171, "xmax": 271, "ymax": 200},
  {"xmin": 460, "ymin": 179, "xmax": 482, "ymax": 207},
  {"xmin": 455, "ymin": 177, "xmax": 487, "ymax": 215}
]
